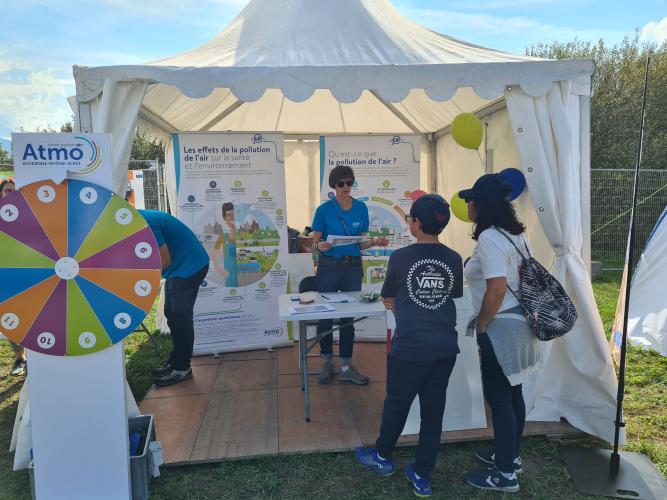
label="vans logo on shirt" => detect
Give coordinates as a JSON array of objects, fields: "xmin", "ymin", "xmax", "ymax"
[{"xmin": 407, "ymin": 259, "xmax": 455, "ymax": 310}]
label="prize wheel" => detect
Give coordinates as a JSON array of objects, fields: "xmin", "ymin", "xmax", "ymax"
[{"xmin": 0, "ymin": 179, "xmax": 161, "ymax": 356}]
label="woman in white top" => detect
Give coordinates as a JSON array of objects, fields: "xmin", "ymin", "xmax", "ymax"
[{"xmin": 459, "ymin": 173, "xmax": 539, "ymax": 494}]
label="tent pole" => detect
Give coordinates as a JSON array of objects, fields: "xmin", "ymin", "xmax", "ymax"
[
  {"xmin": 138, "ymin": 105, "xmax": 178, "ymax": 133},
  {"xmin": 368, "ymin": 90, "xmax": 422, "ymax": 134},
  {"xmin": 199, "ymin": 99, "xmax": 245, "ymax": 131},
  {"xmin": 610, "ymin": 56, "xmax": 651, "ymax": 477}
]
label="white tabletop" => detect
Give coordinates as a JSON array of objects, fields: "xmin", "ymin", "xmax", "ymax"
[{"xmin": 278, "ymin": 292, "xmax": 387, "ymax": 321}]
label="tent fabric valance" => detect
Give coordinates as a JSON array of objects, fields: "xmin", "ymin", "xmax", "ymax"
[{"xmin": 74, "ymin": 0, "xmax": 592, "ymax": 106}]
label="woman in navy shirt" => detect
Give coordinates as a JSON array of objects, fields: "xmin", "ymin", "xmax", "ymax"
[{"xmin": 311, "ymin": 165, "xmax": 386, "ymax": 385}]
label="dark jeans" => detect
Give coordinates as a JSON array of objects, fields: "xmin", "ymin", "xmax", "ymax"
[
  {"xmin": 164, "ymin": 264, "xmax": 209, "ymax": 370},
  {"xmin": 315, "ymin": 256, "xmax": 362, "ymax": 358},
  {"xmin": 477, "ymin": 333, "xmax": 526, "ymax": 473},
  {"xmin": 375, "ymin": 354, "xmax": 457, "ymax": 479}
]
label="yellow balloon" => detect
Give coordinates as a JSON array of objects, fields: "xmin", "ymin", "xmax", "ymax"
[
  {"xmin": 451, "ymin": 113, "xmax": 483, "ymax": 150},
  {"xmin": 450, "ymin": 191, "xmax": 471, "ymax": 223}
]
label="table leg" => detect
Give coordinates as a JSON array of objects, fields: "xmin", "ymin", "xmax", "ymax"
[{"xmin": 300, "ymin": 320, "xmax": 310, "ymax": 422}]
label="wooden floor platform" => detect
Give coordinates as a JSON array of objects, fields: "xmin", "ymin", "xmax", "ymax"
[{"xmin": 139, "ymin": 343, "xmax": 585, "ymax": 466}]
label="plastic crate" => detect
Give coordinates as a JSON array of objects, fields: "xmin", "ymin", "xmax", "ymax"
[{"xmin": 129, "ymin": 415, "xmax": 156, "ymax": 500}]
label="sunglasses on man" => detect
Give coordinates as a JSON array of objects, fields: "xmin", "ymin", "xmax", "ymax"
[
  {"xmin": 404, "ymin": 214, "xmax": 417, "ymax": 222},
  {"xmin": 336, "ymin": 180, "xmax": 354, "ymax": 188}
]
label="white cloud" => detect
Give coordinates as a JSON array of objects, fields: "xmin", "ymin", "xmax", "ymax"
[
  {"xmin": 398, "ymin": 6, "xmax": 624, "ymax": 47},
  {"xmin": 0, "ymin": 69, "xmax": 73, "ymax": 132},
  {"xmin": 641, "ymin": 16, "xmax": 667, "ymax": 43}
]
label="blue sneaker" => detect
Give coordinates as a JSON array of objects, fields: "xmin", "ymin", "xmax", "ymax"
[
  {"xmin": 404, "ymin": 462, "xmax": 433, "ymax": 498},
  {"xmin": 355, "ymin": 447, "xmax": 395, "ymax": 477},
  {"xmin": 465, "ymin": 466, "xmax": 519, "ymax": 493}
]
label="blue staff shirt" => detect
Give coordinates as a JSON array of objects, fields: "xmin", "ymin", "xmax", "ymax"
[
  {"xmin": 311, "ymin": 198, "xmax": 369, "ymax": 259},
  {"xmin": 381, "ymin": 243, "xmax": 463, "ymax": 361},
  {"xmin": 139, "ymin": 210, "xmax": 210, "ymax": 279}
]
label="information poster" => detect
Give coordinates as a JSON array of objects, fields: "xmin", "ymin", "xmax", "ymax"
[
  {"xmin": 126, "ymin": 170, "xmax": 145, "ymax": 209},
  {"xmin": 320, "ymin": 135, "xmax": 421, "ymax": 339},
  {"xmin": 173, "ymin": 132, "xmax": 291, "ymax": 353}
]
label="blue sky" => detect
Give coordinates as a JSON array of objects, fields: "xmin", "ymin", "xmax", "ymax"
[{"xmin": 1, "ymin": 0, "xmax": 665, "ymax": 150}]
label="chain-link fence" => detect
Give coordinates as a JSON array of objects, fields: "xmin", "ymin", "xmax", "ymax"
[
  {"xmin": 128, "ymin": 159, "xmax": 169, "ymax": 212},
  {"xmin": 0, "ymin": 163, "xmax": 13, "ymax": 178},
  {"xmin": 592, "ymin": 169, "xmax": 667, "ymax": 270}
]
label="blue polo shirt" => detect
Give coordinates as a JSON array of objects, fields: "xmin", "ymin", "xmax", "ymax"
[
  {"xmin": 139, "ymin": 210, "xmax": 209, "ymax": 279},
  {"xmin": 311, "ymin": 198, "xmax": 369, "ymax": 258},
  {"xmin": 381, "ymin": 243, "xmax": 463, "ymax": 361}
]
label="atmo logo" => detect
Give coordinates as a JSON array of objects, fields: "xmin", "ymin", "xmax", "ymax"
[{"xmin": 21, "ymin": 136, "xmax": 102, "ymax": 175}]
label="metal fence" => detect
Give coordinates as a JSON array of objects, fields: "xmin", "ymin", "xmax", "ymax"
[
  {"xmin": 591, "ymin": 169, "xmax": 667, "ymax": 270},
  {"xmin": 128, "ymin": 159, "xmax": 169, "ymax": 212},
  {"xmin": 1, "ymin": 160, "xmax": 169, "ymax": 212}
]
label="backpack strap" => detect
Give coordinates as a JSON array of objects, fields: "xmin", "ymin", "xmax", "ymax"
[{"xmin": 493, "ymin": 226, "xmax": 531, "ymax": 259}]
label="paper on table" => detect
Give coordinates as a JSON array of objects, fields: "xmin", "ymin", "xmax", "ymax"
[
  {"xmin": 320, "ymin": 293, "xmax": 357, "ymax": 303},
  {"xmin": 288, "ymin": 304, "xmax": 336, "ymax": 315},
  {"xmin": 325, "ymin": 235, "xmax": 366, "ymax": 247}
]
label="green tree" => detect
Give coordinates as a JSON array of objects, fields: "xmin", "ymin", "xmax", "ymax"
[
  {"xmin": 528, "ymin": 33, "xmax": 667, "ymax": 170},
  {"xmin": 130, "ymin": 132, "xmax": 166, "ymax": 168},
  {"xmin": 0, "ymin": 144, "xmax": 11, "ymax": 165}
]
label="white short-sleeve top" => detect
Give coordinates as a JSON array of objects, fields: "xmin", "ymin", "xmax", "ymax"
[{"xmin": 464, "ymin": 228, "xmax": 530, "ymax": 314}]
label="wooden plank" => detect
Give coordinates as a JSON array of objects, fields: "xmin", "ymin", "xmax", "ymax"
[
  {"xmin": 139, "ymin": 394, "xmax": 209, "ymax": 464},
  {"xmin": 279, "ymin": 412, "xmax": 362, "ymax": 453},
  {"xmin": 142, "ymin": 364, "xmax": 220, "ymax": 399},
  {"xmin": 214, "ymin": 358, "xmax": 277, "ymax": 392},
  {"xmin": 279, "ymin": 385, "xmax": 349, "ymax": 421},
  {"xmin": 223, "ymin": 348, "xmax": 279, "ymax": 361},
  {"xmin": 278, "ymin": 344, "xmax": 301, "ymax": 374},
  {"xmin": 191, "ymin": 354, "xmax": 222, "ymax": 366},
  {"xmin": 190, "ymin": 389, "xmax": 279, "ymax": 461}
]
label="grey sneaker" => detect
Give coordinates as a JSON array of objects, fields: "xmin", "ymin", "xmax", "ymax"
[
  {"xmin": 318, "ymin": 360, "xmax": 335, "ymax": 384},
  {"xmin": 338, "ymin": 365, "xmax": 369, "ymax": 385}
]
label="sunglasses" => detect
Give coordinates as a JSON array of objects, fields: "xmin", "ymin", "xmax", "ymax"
[
  {"xmin": 405, "ymin": 214, "xmax": 417, "ymax": 222},
  {"xmin": 336, "ymin": 180, "xmax": 354, "ymax": 188}
]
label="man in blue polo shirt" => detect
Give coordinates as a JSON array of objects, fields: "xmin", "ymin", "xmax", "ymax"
[
  {"xmin": 139, "ymin": 210, "xmax": 210, "ymax": 386},
  {"xmin": 355, "ymin": 194, "xmax": 463, "ymax": 498}
]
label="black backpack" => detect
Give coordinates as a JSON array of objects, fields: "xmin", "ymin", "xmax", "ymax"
[{"xmin": 495, "ymin": 228, "xmax": 578, "ymax": 341}]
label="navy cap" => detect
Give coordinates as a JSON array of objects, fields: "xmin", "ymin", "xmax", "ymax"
[
  {"xmin": 459, "ymin": 173, "xmax": 512, "ymax": 203},
  {"xmin": 410, "ymin": 194, "xmax": 450, "ymax": 234}
]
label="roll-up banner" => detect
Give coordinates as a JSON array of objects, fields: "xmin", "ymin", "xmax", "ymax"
[
  {"xmin": 319, "ymin": 134, "xmax": 421, "ymax": 340},
  {"xmin": 173, "ymin": 132, "xmax": 291, "ymax": 353}
]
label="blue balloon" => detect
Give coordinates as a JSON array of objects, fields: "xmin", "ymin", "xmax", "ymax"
[{"xmin": 499, "ymin": 168, "xmax": 526, "ymax": 201}]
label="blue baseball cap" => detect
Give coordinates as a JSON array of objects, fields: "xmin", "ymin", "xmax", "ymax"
[
  {"xmin": 459, "ymin": 173, "xmax": 512, "ymax": 203},
  {"xmin": 410, "ymin": 194, "xmax": 450, "ymax": 234}
]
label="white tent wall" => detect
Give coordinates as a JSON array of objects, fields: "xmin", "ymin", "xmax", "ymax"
[{"xmin": 505, "ymin": 84, "xmax": 621, "ymax": 443}]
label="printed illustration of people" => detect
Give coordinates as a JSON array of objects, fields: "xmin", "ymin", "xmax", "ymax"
[{"xmin": 212, "ymin": 202, "xmax": 238, "ymax": 287}]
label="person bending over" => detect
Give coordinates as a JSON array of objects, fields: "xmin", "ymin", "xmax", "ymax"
[{"xmin": 140, "ymin": 210, "xmax": 210, "ymax": 386}]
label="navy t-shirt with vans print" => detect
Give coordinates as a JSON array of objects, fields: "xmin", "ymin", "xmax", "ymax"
[{"xmin": 381, "ymin": 243, "xmax": 463, "ymax": 361}]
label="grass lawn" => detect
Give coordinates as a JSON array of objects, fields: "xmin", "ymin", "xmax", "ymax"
[{"xmin": 0, "ymin": 271, "xmax": 664, "ymax": 499}]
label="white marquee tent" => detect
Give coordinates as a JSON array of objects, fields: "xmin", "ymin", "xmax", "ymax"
[
  {"xmin": 72, "ymin": 0, "xmax": 622, "ymax": 443},
  {"xmin": 617, "ymin": 207, "xmax": 667, "ymax": 357}
]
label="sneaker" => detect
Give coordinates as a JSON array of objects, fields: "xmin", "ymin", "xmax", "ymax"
[
  {"xmin": 10, "ymin": 359, "xmax": 26, "ymax": 376},
  {"xmin": 338, "ymin": 365, "xmax": 369, "ymax": 385},
  {"xmin": 474, "ymin": 447, "xmax": 523, "ymax": 474},
  {"xmin": 152, "ymin": 362, "xmax": 173, "ymax": 377},
  {"xmin": 404, "ymin": 462, "xmax": 432, "ymax": 498},
  {"xmin": 465, "ymin": 467, "xmax": 519, "ymax": 493},
  {"xmin": 154, "ymin": 368, "xmax": 192, "ymax": 386},
  {"xmin": 355, "ymin": 447, "xmax": 395, "ymax": 477},
  {"xmin": 317, "ymin": 360, "xmax": 335, "ymax": 384}
]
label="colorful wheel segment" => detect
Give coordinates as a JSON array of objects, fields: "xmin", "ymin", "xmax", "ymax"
[{"xmin": 0, "ymin": 179, "xmax": 161, "ymax": 356}]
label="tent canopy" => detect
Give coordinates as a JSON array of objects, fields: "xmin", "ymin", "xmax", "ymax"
[
  {"xmin": 72, "ymin": 0, "xmax": 622, "ymax": 446},
  {"xmin": 74, "ymin": 0, "xmax": 592, "ymax": 135}
]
